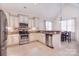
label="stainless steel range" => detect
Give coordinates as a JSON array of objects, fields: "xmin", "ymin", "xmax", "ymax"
[{"xmin": 19, "ymin": 23, "xmax": 29, "ymax": 45}]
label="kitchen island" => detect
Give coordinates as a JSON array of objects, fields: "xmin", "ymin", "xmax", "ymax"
[{"xmin": 29, "ymin": 30, "xmax": 61, "ymax": 48}]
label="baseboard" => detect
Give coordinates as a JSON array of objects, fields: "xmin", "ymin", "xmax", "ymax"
[{"xmin": 36, "ymin": 40, "xmax": 46, "ymax": 45}]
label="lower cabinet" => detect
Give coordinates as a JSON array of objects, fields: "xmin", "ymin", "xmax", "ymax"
[
  {"xmin": 37, "ymin": 33, "xmax": 45, "ymax": 44},
  {"xmin": 7, "ymin": 34, "xmax": 19, "ymax": 46},
  {"xmin": 29, "ymin": 33, "xmax": 45, "ymax": 44},
  {"xmin": 52, "ymin": 34, "xmax": 61, "ymax": 48},
  {"xmin": 29, "ymin": 33, "xmax": 38, "ymax": 42}
]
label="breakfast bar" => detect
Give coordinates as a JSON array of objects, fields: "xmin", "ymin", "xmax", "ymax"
[{"xmin": 29, "ymin": 30, "xmax": 61, "ymax": 48}]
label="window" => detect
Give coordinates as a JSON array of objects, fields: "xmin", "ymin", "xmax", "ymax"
[
  {"xmin": 45, "ymin": 21, "xmax": 52, "ymax": 31},
  {"xmin": 61, "ymin": 19, "xmax": 75, "ymax": 32},
  {"xmin": 61, "ymin": 20, "xmax": 67, "ymax": 31}
]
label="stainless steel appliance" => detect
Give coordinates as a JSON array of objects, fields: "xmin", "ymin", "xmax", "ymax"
[
  {"xmin": 0, "ymin": 10, "xmax": 7, "ymax": 56},
  {"xmin": 19, "ymin": 23, "xmax": 29, "ymax": 45},
  {"xmin": 45, "ymin": 32, "xmax": 53, "ymax": 48}
]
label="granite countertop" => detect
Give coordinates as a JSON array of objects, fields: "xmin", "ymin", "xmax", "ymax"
[
  {"xmin": 28, "ymin": 30, "xmax": 61, "ymax": 34},
  {"xmin": 8, "ymin": 30, "xmax": 61, "ymax": 35}
]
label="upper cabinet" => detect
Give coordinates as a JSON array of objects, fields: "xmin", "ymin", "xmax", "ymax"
[
  {"xmin": 19, "ymin": 15, "xmax": 28, "ymax": 24},
  {"xmin": 28, "ymin": 18, "xmax": 34, "ymax": 29},
  {"xmin": 28, "ymin": 17, "xmax": 40, "ymax": 30},
  {"xmin": 14, "ymin": 17, "xmax": 19, "ymax": 28},
  {"xmin": 7, "ymin": 12, "xmax": 55, "ymax": 31},
  {"xmin": 28, "ymin": 17, "xmax": 46, "ymax": 31},
  {"xmin": 7, "ymin": 14, "xmax": 19, "ymax": 28},
  {"xmin": 7, "ymin": 14, "xmax": 32, "ymax": 30}
]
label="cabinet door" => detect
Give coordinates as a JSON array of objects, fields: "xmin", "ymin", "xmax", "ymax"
[
  {"xmin": 29, "ymin": 33, "xmax": 37, "ymax": 42},
  {"xmin": 19, "ymin": 15, "xmax": 28, "ymax": 23},
  {"xmin": 12, "ymin": 35, "xmax": 19, "ymax": 45},
  {"xmin": 28, "ymin": 19, "xmax": 34, "ymax": 29},
  {"xmin": 7, "ymin": 35, "xmax": 13, "ymax": 46},
  {"xmin": 29, "ymin": 33, "xmax": 45, "ymax": 44},
  {"xmin": 41, "ymin": 34, "xmax": 45, "ymax": 44},
  {"xmin": 14, "ymin": 17, "xmax": 19, "ymax": 28},
  {"xmin": 39, "ymin": 20, "xmax": 45, "ymax": 30},
  {"xmin": 7, "ymin": 35, "xmax": 19, "ymax": 46},
  {"xmin": 9, "ymin": 15, "xmax": 15, "ymax": 27},
  {"xmin": 19, "ymin": 15, "xmax": 24, "ymax": 23},
  {"xmin": 52, "ymin": 34, "xmax": 61, "ymax": 48},
  {"xmin": 37, "ymin": 34, "xmax": 45, "ymax": 44},
  {"xmin": 24, "ymin": 16, "xmax": 28, "ymax": 24}
]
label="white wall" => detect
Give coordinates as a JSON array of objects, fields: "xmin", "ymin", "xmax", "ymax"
[
  {"xmin": 75, "ymin": 17, "xmax": 79, "ymax": 41},
  {"xmin": 38, "ymin": 19, "xmax": 45, "ymax": 30}
]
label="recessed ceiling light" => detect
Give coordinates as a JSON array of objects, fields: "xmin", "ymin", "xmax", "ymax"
[
  {"xmin": 34, "ymin": 3, "xmax": 37, "ymax": 5},
  {"xmin": 24, "ymin": 6, "xmax": 27, "ymax": 9}
]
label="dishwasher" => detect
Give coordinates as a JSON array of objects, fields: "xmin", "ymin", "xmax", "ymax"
[{"xmin": 45, "ymin": 34, "xmax": 53, "ymax": 48}]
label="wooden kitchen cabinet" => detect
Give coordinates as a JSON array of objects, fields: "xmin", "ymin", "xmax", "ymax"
[
  {"xmin": 37, "ymin": 33, "xmax": 45, "ymax": 44},
  {"xmin": 19, "ymin": 15, "xmax": 28, "ymax": 24},
  {"xmin": 7, "ymin": 34, "xmax": 19, "ymax": 46},
  {"xmin": 12, "ymin": 34, "xmax": 19, "ymax": 45},
  {"xmin": 29, "ymin": 33, "xmax": 38, "ymax": 42},
  {"xmin": 29, "ymin": 33, "xmax": 45, "ymax": 44},
  {"xmin": 7, "ymin": 35, "xmax": 12, "ymax": 46},
  {"xmin": 14, "ymin": 17, "xmax": 19, "ymax": 28},
  {"xmin": 52, "ymin": 34, "xmax": 61, "ymax": 48}
]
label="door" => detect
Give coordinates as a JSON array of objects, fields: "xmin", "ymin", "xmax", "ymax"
[{"xmin": 0, "ymin": 10, "xmax": 7, "ymax": 56}]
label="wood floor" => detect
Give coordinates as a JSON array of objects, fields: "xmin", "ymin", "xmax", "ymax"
[{"xmin": 7, "ymin": 41, "xmax": 79, "ymax": 56}]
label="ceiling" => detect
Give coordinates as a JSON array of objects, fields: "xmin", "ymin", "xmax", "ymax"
[{"xmin": 0, "ymin": 3, "xmax": 79, "ymax": 18}]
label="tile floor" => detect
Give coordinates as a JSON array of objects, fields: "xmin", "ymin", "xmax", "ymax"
[{"xmin": 7, "ymin": 41, "xmax": 79, "ymax": 56}]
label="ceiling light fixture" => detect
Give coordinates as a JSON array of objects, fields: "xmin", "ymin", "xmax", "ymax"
[
  {"xmin": 33, "ymin": 3, "xmax": 38, "ymax": 5},
  {"xmin": 24, "ymin": 6, "xmax": 27, "ymax": 9}
]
